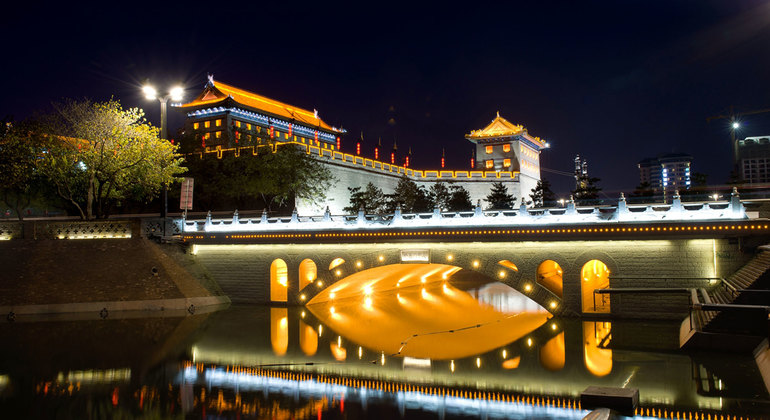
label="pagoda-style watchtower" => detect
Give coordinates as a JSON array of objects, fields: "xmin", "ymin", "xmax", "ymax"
[
  {"xmin": 465, "ymin": 112, "xmax": 547, "ymax": 197},
  {"xmin": 178, "ymin": 77, "xmax": 345, "ymax": 151}
]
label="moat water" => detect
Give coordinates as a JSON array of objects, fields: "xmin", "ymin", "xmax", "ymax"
[{"xmin": 0, "ymin": 271, "xmax": 768, "ymax": 419}]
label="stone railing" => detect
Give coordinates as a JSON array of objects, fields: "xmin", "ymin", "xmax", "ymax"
[{"xmin": 182, "ymin": 189, "xmax": 750, "ymax": 234}]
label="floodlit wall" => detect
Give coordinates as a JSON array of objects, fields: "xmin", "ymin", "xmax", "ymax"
[{"xmin": 190, "ymin": 238, "xmax": 748, "ymax": 319}]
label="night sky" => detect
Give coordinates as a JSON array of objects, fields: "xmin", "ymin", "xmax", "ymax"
[{"xmin": 3, "ymin": 1, "xmax": 770, "ymax": 197}]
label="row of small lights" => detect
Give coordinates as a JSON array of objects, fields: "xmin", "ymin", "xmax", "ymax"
[
  {"xmin": 182, "ymin": 362, "xmax": 744, "ymax": 420},
  {"xmin": 57, "ymin": 234, "xmax": 131, "ymax": 240},
  {"xmin": 185, "ymin": 223, "xmax": 770, "ymax": 242}
]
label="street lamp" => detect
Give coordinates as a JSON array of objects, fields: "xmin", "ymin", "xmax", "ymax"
[{"xmin": 143, "ymin": 84, "xmax": 184, "ymax": 218}]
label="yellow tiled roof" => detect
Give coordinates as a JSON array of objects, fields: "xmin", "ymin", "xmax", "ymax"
[
  {"xmin": 180, "ymin": 80, "xmax": 341, "ymax": 133},
  {"xmin": 466, "ymin": 113, "xmax": 526, "ymax": 139}
]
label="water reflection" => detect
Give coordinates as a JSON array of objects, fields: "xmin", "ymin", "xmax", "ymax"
[{"xmin": 306, "ymin": 264, "xmax": 549, "ymax": 360}]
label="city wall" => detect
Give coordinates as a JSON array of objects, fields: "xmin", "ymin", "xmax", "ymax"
[{"xmin": 197, "ymin": 143, "xmax": 536, "ymax": 215}]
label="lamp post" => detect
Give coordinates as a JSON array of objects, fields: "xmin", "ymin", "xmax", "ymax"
[{"xmin": 143, "ymin": 85, "xmax": 183, "ymax": 218}]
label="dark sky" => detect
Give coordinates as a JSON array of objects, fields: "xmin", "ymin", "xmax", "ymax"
[{"xmin": 3, "ymin": 1, "xmax": 770, "ymax": 197}]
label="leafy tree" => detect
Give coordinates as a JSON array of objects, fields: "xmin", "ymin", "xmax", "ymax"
[
  {"xmin": 344, "ymin": 182, "xmax": 387, "ymax": 214},
  {"xmin": 427, "ymin": 182, "xmax": 452, "ymax": 211},
  {"xmin": 33, "ymin": 99, "xmax": 185, "ymax": 219},
  {"xmin": 0, "ymin": 121, "xmax": 49, "ymax": 219},
  {"xmin": 386, "ymin": 175, "xmax": 431, "ymax": 213},
  {"xmin": 184, "ymin": 145, "xmax": 333, "ymax": 212},
  {"xmin": 447, "ymin": 185, "xmax": 473, "ymax": 211},
  {"xmin": 484, "ymin": 182, "xmax": 515, "ymax": 210},
  {"xmin": 529, "ymin": 179, "xmax": 556, "ymax": 208},
  {"xmin": 572, "ymin": 176, "xmax": 602, "ymax": 205},
  {"xmin": 630, "ymin": 181, "xmax": 655, "ymax": 202}
]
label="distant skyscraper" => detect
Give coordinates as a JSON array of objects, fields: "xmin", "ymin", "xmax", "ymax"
[
  {"xmin": 574, "ymin": 155, "xmax": 588, "ymax": 190},
  {"xmin": 637, "ymin": 153, "xmax": 692, "ymax": 193},
  {"xmin": 737, "ymin": 135, "xmax": 770, "ymax": 184}
]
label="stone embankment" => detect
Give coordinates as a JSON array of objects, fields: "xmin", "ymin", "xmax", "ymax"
[{"xmin": 0, "ymin": 235, "xmax": 229, "ymax": 318}]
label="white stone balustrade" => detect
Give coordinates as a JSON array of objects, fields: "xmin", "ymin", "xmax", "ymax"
[{"xmin": 181, "ymin": 189, "xmax": 749, "ymax": 234}]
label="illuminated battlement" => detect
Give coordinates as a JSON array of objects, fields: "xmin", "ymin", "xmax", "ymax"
[{"xmin": 195, "ymin": 142, "xmax": 520, "ymax": 181}]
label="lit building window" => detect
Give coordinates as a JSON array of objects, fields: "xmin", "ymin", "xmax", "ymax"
[
  {"xmin": 234, "ymin": 132, "xmax": 241, "ymax": 140},
  {"xmin": 204, "ymin": 121, "xmax": 211, "ymax": 128},
  {"xmin": 203, "ymin": 132, "xmax": 210, "ymax": 140},
  {"xmin": 246, "ymin": 123, "xmax": 251, "ymax": 130},
  {"xmin": 215, "ymin": 131, "xmax": 222, "ymax": 139},
  {"xmin": 216, "ymin": 119, "xmax": 222, "ymax": 127},
  {"xmin": 235, "ymin": 121, "xmax": 241, "ymax": 128},
  {"xmin": 486, "ymin": 145, "xmax": 493, "ymax": 154},
  {"xmin": 193, "ymin": 122, "xmax": 199, "ymax": 130},
  {"xmin": 486, "ymin": 160, "xmax": 494, "ymax": 169},
  {"xmin": 247, "ymin": 134, "xmax": 252, "ymax": 141},
  {"xmin": 503, "ymin": 144, "xmax": 511, "ymax": 152},
  {"xmin": 503, "ymin": 159, "xmax": 511, "ymax": 167}
]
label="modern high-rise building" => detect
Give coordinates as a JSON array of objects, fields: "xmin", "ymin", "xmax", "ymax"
[
  {"xmin": 737, "ymin": 135, "xmax": 770, "ymax": 184},
  {"xmin": 637, "ymin": 153, "xmax": 692, "ymax": 193}
]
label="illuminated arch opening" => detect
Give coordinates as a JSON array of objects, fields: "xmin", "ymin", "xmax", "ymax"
[
  {"xmin": 539, "ymin": 332, "xmax": 565, "ymax": 371},
  {"xmin": 498, "ymin": 260, "xmax": 519, "ymax": 272},
  {"xmin": 536, "ymin": 260, "xmax": 563, "ymax": 298},
  {"xmin": 270, "ymin": 259, "xmax": 288, "ymax": 302},
  {"xmin": 583, "ymin": 321, "xmax": 612, "ymax": 377},
  {"xmin": 270, "ymin": 308, "xmax": 288, "ymax": 356},
  {"xmin": 581, "ymin": 259, "xmax": 610, "ymax": 313},
  {"xmin": 299, "ymin": 259, "xmax": 317, "ymax": 292},
  {"xmin": 329, "ymin": 258, "xmax": 345, "ymax": 270},
  {"xmin": 299, "ymin": 320, "xmax": 318, "ymax": 356}
]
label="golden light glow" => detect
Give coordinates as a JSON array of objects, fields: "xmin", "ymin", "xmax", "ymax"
[
  {"xmin": 270, "ymin": 259, "xmax": 288, "ymax": 302},
  {"xmin": 446, "ymin": 254, "xmax": 454, "ymax": 261},
  {"xmin": 305, "ymin": 263, "xmax": 548, "ymax": 360},
  {"xmin": 329, "ymin": 258, "xmax": 345, "ymax": 270},
  {"xmin": 299, "ymin": 259, "xmax": 317, "ymax": 291},
  {"xmin": 358, "ymin": 346, "xmax": 363, "ymax": 359},
  {"xmin": 476, "ymin": 357, "xmax": 481, "ymax": 368},
  {"xmin": 450, "ymin": 360, "xmax": 455, "ymax": 372},
  {"xmin": 537, "ymin": 260, "xmax": 563, "ymax": 298},
  {"xmin": 540, "ymin": 332, "xmax": 565, "ymax": 371},
  {"xmin": 317, "ymin": 280, "xmax": 324, "ymax": 287},
  {"xmin": 299, "ymin": 294, "xmax": 306, "ymax": 301},
  {"xmin": 581, "ymin": 260, "xmax": 611, "ymax": 314},
  {"xmin": 356, "ymin": 261, "xmax": 362, "ymax": 268},
  {"xmin": 549, "ymin": 301, "xmax": 558, "ymax": 309},
  {"xmin": 527, "ymin": 338, "xmax": 533, "ymax": 347},
  {"xmin": 502, "ymin": 349, "xmax": 507, "ymax": 358},
  {"xmin": 378, "ymin": 255, "xmax": 385, "ymax": 262},
  {"xmin": 502, "ymin": 357, "xmax": 521, "ymax": 369},
  {"xmin": 498, "ymin": 260, "xmax": 518, "ymax": 272},
  {"xmin": 270, "ymin": 308, "xmax": 288, "ymax": 356},
  {"xmin": 498, "ymin": 270, "xmax": 506, "ymax": 278},
  {"xmin": 335, "ymin": 269, "xmax": 342, "ymax": 276},
  {"xmin": 583, "ymin": 321, "xmax": 612, "ymax": 377},
  {"xmin": 472, "ymin": 260, "xmax": 480, "ymax": 268},
  {"xmin": 524, "ymin": 284, "xmax": 532, "ymax": 292},
  {"xmin": 299, "ymin": 320, "xmax": 318, "ymax": 356}
]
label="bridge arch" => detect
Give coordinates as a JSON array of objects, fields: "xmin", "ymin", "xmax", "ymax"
[
  {"xmin": 270, "ymin": 258, "xmax": 288, "ymax": 302},
  {"xmin": 574, "ymin": 251, "xmax": 619, "ymax": 314}
]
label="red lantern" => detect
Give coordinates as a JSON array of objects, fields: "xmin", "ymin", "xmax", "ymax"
[
  {"xmin": 356, "ymin": 142, "xmax": 361, "ymax": 155},
  {"xmin": 374, "ymin": 147, "xmax": 379, "ymax": 160},
  {"xmin": 391, "ymin": 152, "xmax": 395, "ymax": 164},
  {"xmin": 288, "ymin": 124, "xmax": 293, "ymax": 137},
  {"xmin": 336, "ymin": 137, "xmax": 341, "ymax": 150},
  {"xmin": 405, "ymin": 156, "xmax": 410, "ymax": 167}
]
